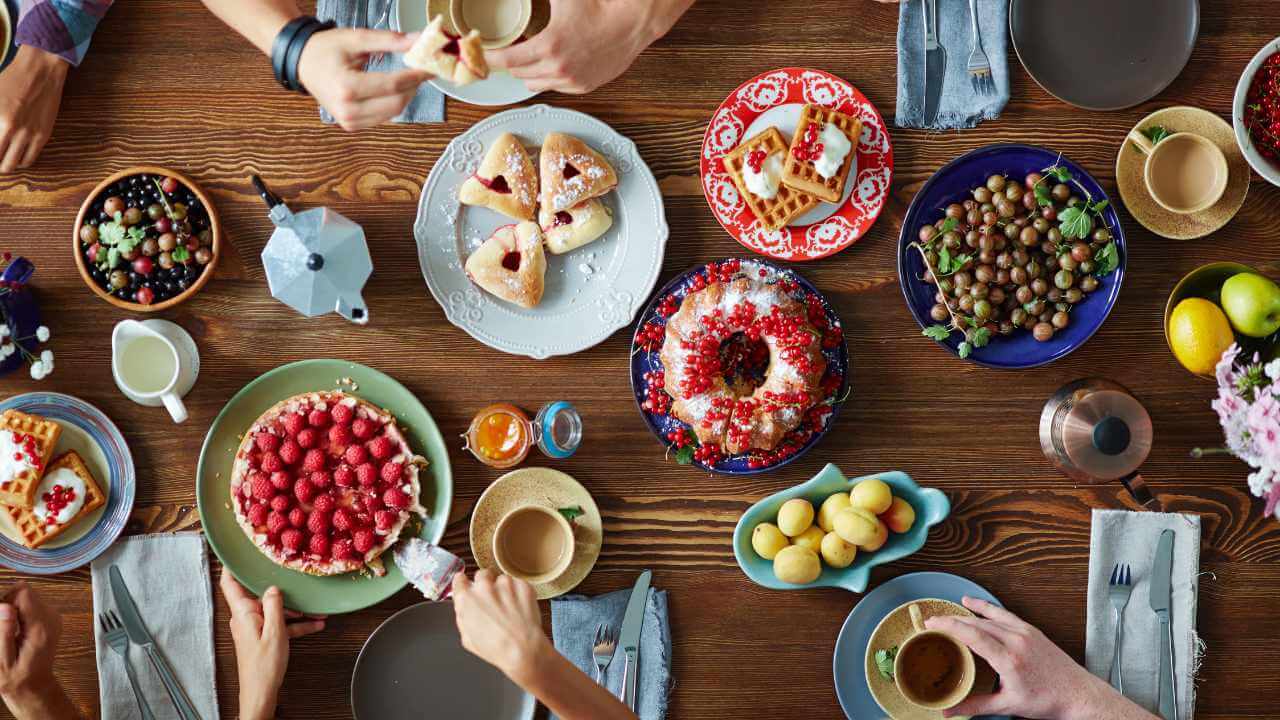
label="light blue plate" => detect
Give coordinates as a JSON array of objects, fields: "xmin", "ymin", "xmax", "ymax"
[
  {"xmin": 833, "ymin": 571, "xmax": 1010, "ymax": 720},
  {"xmin": 732, "ymin": 464, "xmax": 950, "ymax": 592}
]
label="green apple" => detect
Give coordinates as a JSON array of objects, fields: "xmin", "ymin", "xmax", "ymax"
[{"xmin": 1221, "ymin": 272, "xmax": 1280, "ymax": 338}]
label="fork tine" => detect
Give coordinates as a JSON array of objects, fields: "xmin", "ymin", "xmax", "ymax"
[
  {"xmin": 593, "ymin": 623, "xmax": 603, "ymax": 647},
  {"xmin": 1109, "ymin": 563, "xmax": 1118, "ymax": 585},
  {"xmin": 98, "ymin": 614, "xmax": 107, "ymax": 632},
  {"xmin": 109, "ymin": 609, "xmax": 122, "ymax": 628},
  {"xmin": 1123, "ymin": 563, "xmax": 1132, "ymax": 586}
]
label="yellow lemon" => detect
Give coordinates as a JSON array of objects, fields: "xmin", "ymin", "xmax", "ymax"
[{"xmin": 1168, "ymin": 298, "xmax": 1234, "ymax": 376}]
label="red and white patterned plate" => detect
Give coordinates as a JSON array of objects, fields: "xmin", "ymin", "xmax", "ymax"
[{"xmin": 700, "ymin": 68, "xmax": 894, "ymax": 262}]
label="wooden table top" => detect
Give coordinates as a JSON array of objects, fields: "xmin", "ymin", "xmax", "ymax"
[{"xmin": 3, "ymin": 0, "xmax": 1280, "ymax": 718}]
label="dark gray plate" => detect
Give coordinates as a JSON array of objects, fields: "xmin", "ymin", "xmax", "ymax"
[
  {"xmin": 1010, "ymin": 0, "xmax": 1199, "ymax": 111},
  {"xmin": 351, "ymin": 602, "xmax": 536, "ymax": 719}
]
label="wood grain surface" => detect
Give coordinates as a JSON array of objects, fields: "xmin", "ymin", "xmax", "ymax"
[{"xmin": 2, "ymin": 0, "xmax": 1280, "ymax": 717}]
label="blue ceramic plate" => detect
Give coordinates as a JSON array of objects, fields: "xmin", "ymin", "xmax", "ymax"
[
  {"xmin": 629, "ymin": 259, "xmax": 849, "ymax": 475},
  {"xmin": 732, "ymin": 464, "xmax": 949, "ymax": 592},
  {"xmin": 833, "ymin": 571, "xmax": 1010, "ymax": 720},
  {"xmin": 0, "ymin": 393, "xmax": 135, "ymax": 574},
  {"xmin": 897, "ymin": 144, "xmax": 1126, "ymax": 369}
]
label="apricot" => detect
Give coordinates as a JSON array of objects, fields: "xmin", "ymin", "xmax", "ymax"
[
  {"xmin": 850, "ymin": 477, "xmax": 893, "ymax": 514},
  {"xmin": 777, "ymin": 498, "xmax": 815, "ymax": 537},
  {"xmin": 751, "ymin": 522, "xmax": 789, "ymax": 560},
  {"xmin": 817, "ymin": 492, "xmax": 852, "ymax": 532},
  {"xmin": 859, "ymin": 517, "xmax": 889, "ymax": 552},
  {"xmin": 821, "ymin": 532, "xmax": 857, "ymax": 568},
  {"xmin": 833, "ymin": 507, "xmax": 880, "ymax": 547},
  {"xmin": 773, "ymin": 545, "xmax": 821, "ymax": 584},
  {"xmin": 792, "ymin": 525, "xmax": 825, "ymax": 554},
  {"xmin": 880, "ymin": 496, "xmax": 916, "ymax": 534}
]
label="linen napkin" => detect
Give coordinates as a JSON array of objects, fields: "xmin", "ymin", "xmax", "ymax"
[
  {"xmin": 315, "ymin": 0, "xmax": 445, "ymax": 124},
  {"xmin": 895, "ymin": 0, "xmax": 1010, "ymax": 130},
  {"xmin": 550, "ymin": 587, "xmax": 672, "ymax": 720},
  {"xmin": 91, "ymin": 533, "xmax": 219, "ymax": 720},
  {"xmin": 1086, "ymin": 510, "xmax": 1201, "ymax": 719}
]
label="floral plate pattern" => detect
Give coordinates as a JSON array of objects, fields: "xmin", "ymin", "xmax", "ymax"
[{"xmin": 700, "ymin": 68, "xmax": 894, "ymax": 261}]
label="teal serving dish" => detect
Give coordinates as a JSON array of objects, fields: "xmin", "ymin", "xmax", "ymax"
[{"xmin": 732, "ymin": 464, "xmax": 950, "ymax": 592}]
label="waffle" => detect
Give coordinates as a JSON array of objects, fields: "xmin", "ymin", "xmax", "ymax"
[
  {"xmin": 0, "ymin": 410, "xmax": 62, "ymax": 509},
  {"xmin": 0, "ymin": 451, "xmax": 105, "ymax": 549},
  {"xmin": 723, "ymin": 127, "xmax": 819, "ymax": 231},
  {"xmin": 781, "ymin": 103, "xmax": 862, "ymax": 203}
]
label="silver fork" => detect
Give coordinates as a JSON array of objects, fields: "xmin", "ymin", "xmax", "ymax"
[
  {"xmin": 966, "ymin": 0, "xmax": 996, "ymax": 96},
  {"xmin": 592, "ymin": 623, "xmax": 618, "ymax": 686},
  {"xmin": 100, "ymin": 611, "xmax": 156, "ymax": 720},
  {"xmin": 1108, "ymin": 563, "xmax": 1134, "ymax": 693}
]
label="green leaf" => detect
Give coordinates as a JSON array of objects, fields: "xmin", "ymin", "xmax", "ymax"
[
  {"xmin": 937, "ymin": 216, "xmax": 959, "ymax": 235},
  {"xmin": 937, "ymin": 246, "xmax": 953, "ymax": 274},
  {"xmin": 98, "ymin": 221, "xmax": 126, "ymax": 247},
  {"xmin": 972, "ymin": 327, "xmax": 992, "ymax": 348},
  {"xmin": 557, "ymin": 505, "xmax": 584, "ymax": 522},
  {"xmin": 1034, "ymin": 183, "xmax": 1052, "ymax": 207},
  {"xmin": 1091, "ymin": 199, "xmax": 1110, "ymax": 214},
  {"xmin": 1058, "ymin": 206, "xmax": 1094, "ymax": 240},
  {"xmin": 171, "ymin": 246, "xmax": 191, "ymax": 262},
  {"xmin": 106, "ymin": 247, "xmax": 121, "ymax": 269},
  {"xmin": 958, "ymin": 341, "xmax": 973, "ymax": 359},
  {"xmin": 875, "ymin": 646, "xmax": 898, "ymax": 681},
  {"xmin": 675, "ymin": 445, "xmax": 695, "ymax": 465},
  {"xmin": 1093, "ymin": 242, "xmax": 1119, "ymax": 277},
  {"xmin": 922, "ymin": 325, "xmax": 952, "ymax": 341},
  {"xmin": 1142, "ymin": 125, "xmax": 1171, "ymax": 145},
  {"xmin": 1048, "ymin": 165, "xmax": 1072, "ymax": 182}
]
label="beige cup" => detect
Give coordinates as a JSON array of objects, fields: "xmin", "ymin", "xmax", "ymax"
[
  {"xmin": 449, "ymin": 0, "xmax": 532, "ymax": 49},
  {"xmin": 1127, "ymin": 129, "xmax": 1229, "ymax": 215},
  {"xmin": 893, "ymin": 603, "xmax": 977, "ymax": 710},
  {"xmin": 492, "ymin": 504, "xmax": 574, "ymax": 584}
]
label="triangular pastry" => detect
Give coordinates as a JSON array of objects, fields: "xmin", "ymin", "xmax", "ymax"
[
  {"xmin": 403, "ymin": 15, "xmax": 489, "ymax": 86},
  {"xmin": 539, "ymin": 198, "xmax": 613, "ymax": 254},
  {"xmin": 459, "ymin": 133, "xmax": 539, "ymax": 221},
  {"xmin": 464, "ymin": 221, "xmax": 546, "ymax": 308},
  {"xmin": 539, "ymin": 132, "xmax": 618, "ymax": 212}
]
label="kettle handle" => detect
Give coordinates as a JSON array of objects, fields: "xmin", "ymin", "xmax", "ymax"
[
  {"xmin": 1120, "ymin": 472, "xmax": 1162, "ymax": 511},
  {"xmin": 250, "ymin": 175, "xmax": 283, "ymax": 209}
]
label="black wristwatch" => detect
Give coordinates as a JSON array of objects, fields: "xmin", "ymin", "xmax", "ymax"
[{"xmin": 270, "ymin": 16, "xmax": 335, "ymax": 94}]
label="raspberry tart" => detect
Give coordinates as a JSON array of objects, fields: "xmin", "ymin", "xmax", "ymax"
[
  {"xmin": 404, "ymin": 15, "xmax": 488, "ymax": 86},
  {"xmin": 230, "ymin": 391, "xmax": 427, "ymax": 576},
  {"xmin": 464, "ymin": 221, "xmax": 547, "ymax": 308},
  {"xmin": 459, "ymin": 133, "xmax": 539, "ymax": 221},
  {"xmin": 539, "ymin": 132, "xmax": 618, "ymax": 213}
]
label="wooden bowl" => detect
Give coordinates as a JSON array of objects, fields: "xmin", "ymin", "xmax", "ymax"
[{"xmin": 72, "ymin": 165, "xmax": 222, "ymax": 312}]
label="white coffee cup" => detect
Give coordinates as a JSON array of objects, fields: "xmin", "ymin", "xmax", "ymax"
[{"xmin": 111, "ymin": 320, "xmax": 192, "ymax": 423}]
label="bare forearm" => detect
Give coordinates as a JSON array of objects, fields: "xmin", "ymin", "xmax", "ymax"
[
  {"xmin": 1066, "ymin": 675, "xmax": 1161, "ymax": 720},
  {"xmin": 644, "ymin": 0, "xmax": 695, "ymax": 45},
  {"xmin": 2, "ymin": 673, "xmax": 82, "ymax": 720},
  {"xmin": 514, "ymin": 644, "xmax": 636, "ymax": 720},
  {"xmin": 199, "ymin": 0, "xmax": 301, "ymax": 54}
]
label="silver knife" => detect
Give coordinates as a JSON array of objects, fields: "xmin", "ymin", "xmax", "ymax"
[
  {"xmin": 109, "ymin": 565, "xmax": 203, "ymax": 720},
  {"xmin": 922, "ymin": 0, "xmax": 946, "ymax": 126},
  {"xmin": 617, "ymin": 569, "xmax": 652, "ymax": 713},
  {"xmin": 1148, "ymin": 530, "xmax": 1177, "ymax": 720}
]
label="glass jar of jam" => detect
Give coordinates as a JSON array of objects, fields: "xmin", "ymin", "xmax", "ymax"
[
  {"xmin": 463, "ymin": 401, "xmax": 583, "ymax": 468},
  {"xmin": 532, "ymin": 401, "xmax": 582, "ymax": 459}
]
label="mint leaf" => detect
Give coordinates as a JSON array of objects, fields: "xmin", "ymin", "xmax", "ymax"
[
  {"xmin": 875, "ymin": 646, "xmax": 898, "ymax": 681},
  {"xmin": 1142, "ymin": 125, "xmax": 1171, "ymax": 145},
  {"xmin": 937, "ymin": 246, "xmax": 953, "ymax": 273},
  {"xmin": 937, "ymin": 216, "xmax": 959, "ymax": 235},
  {"xmin": 171, "ymin": 246, "xmax": 190, "ymax": 262},
  {"xmin": 1093, "ymin": 242, "xmax": 1119, "ymax": 277},
  {"xmin": 1058, "ymin": 206, "xmax": 1093, "ymax": 240},
  {"xmin": 675, "ymin": 445, "xmax": 695, "ymax": 465},
  {"xmin": 922, "ymin": 325, "xmax": 951, "ymax": 341},
  {"xmin": 1034, "ymin": 183, "xmax": 1052, "ymax": 207},
  {"xmin": 558, "ymin": 505, "xmax": 584, "ymax": 522},
  {"xmin": 958, "ymin": 341, "xmax": 973, "ymax": 359},
  {"xmin": 99, "ymin": 221, "xmax": 125, "ymax": 246},
  {"xmin": 106, "ymin": 247, "xmax": 121, "ymax": 269},
  {"xmin": 1048, "ymin": 166, "xmax": 1072, "ymax": 182},
  {"xmin": 972, "ymin": 327, "xmax": 992, "ymax": 348}
]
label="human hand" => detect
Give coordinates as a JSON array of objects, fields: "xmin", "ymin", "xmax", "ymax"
[
  {"xmin": 487, "ymin": 0, "xmax": 691, "ymax": 94},
  {"xmin": 296, "ymin": 29, "xmax": 431, "ymax": 130},
  {"xmin": 0, "ymin": 582, "xmax": 61, "ymax": 702},
  {"xmin": 451, "ymin": 570, "xmax": 551, "ymax": 684},
  {"xmin": 0, "ymin": 46, "xmax": 69, "ymax": 173},
  {"xmin": 219, "ymin": 569, "xmax": 325, "ymax": 720}
]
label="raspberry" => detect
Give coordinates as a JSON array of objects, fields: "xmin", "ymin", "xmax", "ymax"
[
  {"xmin": 279, "ymin": 439, "xmax": 302, "ymax": 466},
  {"xmin": 352, "ymin": 417, "xmax": 375, "ymax": 440},
  {"xmin": 312, "ymin": 493, "xmax": 336, "ymax": 513},
  {"xmin": 308, "ymin": 409, "xmax": 330, "ymax": 428},
  {"xmin": 364, "ymin": 493, "xmax": 384, "ymax": 512},
  {"xmin": 356, "ymin": 463, "xmax": 378, "ymax": 488},
  {"xmin": 309, "ymin": 470, "xmax": 332, "ymax": 489},
  {"xmin": 383, "ymin": 488, "xmax": 410, "ymax": 510},
  {"xmin": 332, "ymin": 508, "xmax": 354, "ymax": 532},
  {"xmin": 344, "ymin": 444, "xmax": 369, "ymax": 466},
  {"xmin": 269, "ymin": 471, "xmax": 292, "ymax": 491},
  {"xmin": 332, "ymin": 537, "xmax": 355, "ymax": 560},
  {"xmin": 380, "ymin": 462, "xmax": 403, "ymax": 485},
  {"xmin": 353, "ymin": 529, "xmax": 375, "ymax": 554},
  {"xmin": 294, "ymin": 477, "xmax": 316, "ymax": 504},
  {"xmin": 331, "ymin": 403, "xmax": 354, "ymax": 426},
  {"xmin": 270, "ymin": 494, "xmax": 292, "ymax": 512},
  {"xmin": 260, "ymin": 452, "xmax": 284, "ymax": 474},
  {"xmin": 296, "ymin": 428, "xmax": 318, "ymax": 449},
  {"xmin": 281, "ymin": 528, "xmax": 304, "ymax": 553},
  {"xmin": 307, "ymin": 510, "xmax": 331, "ymax": 534},
  {"xmin": 248, "ymin": 503, "xmax": 269, "ymax": 526},
  {"xmin": 301, "ymin": 449, "xmax": 327, "ymax": 473},
  {"xmin": 289, "ymin": 507, "xmax": 306, "ymax": 528},
  {"xmin": 267, "ymin": 511, "xmax": 288, "ymax": 537},
  {"xmin": 367, "ymin": 436, "xmax": 394, "ymax": 461},
  {"xmin": 309, "ymin": 533, "xmax": 330, "ymax": 558},
  {"xmin": 334, "ymin": 465, "xmax": 356, "ymax": 487},
  {"xmin": 251, "ymin": 473, "xmax": 274, "ymax": 501},
  {"xmin": 375, "ymin": 510, "xmax": 398, "ymax": 531},
  {"xmin": 254, "ymin": 432, "xmax": 280, "ymax": 453},
  {"xmin": 329, "ymin": 424, "xmax": 352, "ymax": 447},
  {"xmin": 282, "ymin": 413, "xmax": 305, "ymax": 435}
]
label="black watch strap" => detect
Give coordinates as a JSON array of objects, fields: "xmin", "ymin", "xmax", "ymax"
[{"xmin": 271, "ymin": 16, "xmax": 336, "ymax": 94}]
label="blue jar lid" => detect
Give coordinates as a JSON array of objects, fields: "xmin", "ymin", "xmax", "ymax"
[{"xmin": 533, "ymin": 401, "xmax": 582, "ymax": 459}]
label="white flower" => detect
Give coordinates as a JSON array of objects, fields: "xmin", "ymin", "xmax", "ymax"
[
  {"xmin": 28, "ymin": 361, "xmax": 44, "ymax": 380},
  {"xmin": 39, "ymin": 350, "xmax": 52, "ymax": 367},
  {"xmin": 1249, "ymin": 466, "xmax": 1277, "ymax": 498},
  {"xmin": 0, "ymin": 325, "xmax": 9, "ymax": 339},
  {"xmin": 34, "ymin": 326, "xmax": 49, "ymax": 343},
  {"xmin": 0, "ymin": 343, "xmax": 11, "ymax": 358}
]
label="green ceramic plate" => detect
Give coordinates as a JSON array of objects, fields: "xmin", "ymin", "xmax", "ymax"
[{"xmin": 196, "ymin": 359, "xmax": 453, "ymax": 614}]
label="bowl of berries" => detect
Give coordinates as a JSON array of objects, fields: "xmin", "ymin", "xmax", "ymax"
[
  {"xmin": 73, "ymin": 166, "xmax": 221, "ymax": 311},
  {"xmin": 1234, "ymin": 37, "xmax": 1280, "ymax": 187}
]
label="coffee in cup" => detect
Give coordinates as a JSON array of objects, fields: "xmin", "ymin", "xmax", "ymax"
[
  {"xmin": 450, "ymin": 0, "xmax": 532, "ymax": 49},
  {"xmin": 493, "ymin": 504, "xmax": 574, "ymax": 584},
  {"xmin": 893, "ymin": 603, "xmax": 976, "ymax": 710},
  {"xmin": 1127, "ymin": 129, "xmax": 1229, "ymax": 215}
]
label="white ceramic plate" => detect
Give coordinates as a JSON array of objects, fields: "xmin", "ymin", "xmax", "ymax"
[
  {"xmin": 416, "ymin": 104, "xmax": 668, "ymax": 358},
  {"xmin": 1233, "ymin": 36, "xmax": 1280, "ymax": 187},
  {"xmin": 394, "ymin": 0, "xmax": 539, "ymax": 107}
]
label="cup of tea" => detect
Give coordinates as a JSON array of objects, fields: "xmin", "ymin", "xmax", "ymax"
[
  {"xmin": 110, "ymin": 320, "xmax": 195, "ymax": 424},
  {"xmin": 449, "ymin": 0, "xmax": 532, "ymax": 49},
  {"xmin": 492, "ymin": 504, "xmax": 575, "ymax": 584},
  {"xmin": 1127, "ymin": 130, "xmax": 1229, "ymax": 215},
  {"xmin": 893, "ymin": 603, "xmax": 977, "ymax": 710}
]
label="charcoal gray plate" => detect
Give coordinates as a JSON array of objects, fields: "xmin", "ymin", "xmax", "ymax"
[
  {"xmin": 351, "ymin": 602, "xmax": 536, "ymax": 719},
  {"xmin": 1010, "ymin": 0, "xmax": 1199, "ymax": 111}
]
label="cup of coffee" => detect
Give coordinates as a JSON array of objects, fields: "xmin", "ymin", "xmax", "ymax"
[
  {"xmin": 492, "ymin": 504, "xmax": 575, "ymax": 584},
  {"xmin": 1127, "ymin": 129, "xmax": 1229, "ymax": 215},
  {"xmin": 450, "ymin": 0, "xmax": 532, "ymax": 49},
  {"xmin": 893, "ymin": 603, "xmax": 976, "ymax": 710}
]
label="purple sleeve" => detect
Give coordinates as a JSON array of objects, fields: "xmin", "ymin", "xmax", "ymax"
[{"xmin": 15, "ymin": 0, "xmax": 114, "ymax": 66}]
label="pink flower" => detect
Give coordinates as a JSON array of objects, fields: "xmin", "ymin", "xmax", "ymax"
[
  {"xmin": 1266, "ymin": 482, "xmax": 1280, "ymax": 520},
  {"xmin": 1216, "ymin": 343, "xmax": 1242, "ymax": 387}
]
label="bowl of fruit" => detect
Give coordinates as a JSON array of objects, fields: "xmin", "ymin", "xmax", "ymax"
[
  {"xmin": 73, "ymin": 166, "xmax": 221, "ymax": 311},
  {"xmin": 1164, "ymin": 262, "xmax": 1280, "ymax": 378},
  {"xmin": 732, "ymin": 463, "xmax": 949, "ymax": 593},
  {"xmin": 1233, "ymin": 36, "xmax": 1280, "ymax": 187}
]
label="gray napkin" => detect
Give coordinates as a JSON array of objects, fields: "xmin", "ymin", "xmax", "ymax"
[
  {"xmin": 91, "ymin": 533, "xmax": 219, "ymax": 720},
  {"xmin": 315, "ymin": 0, "xmax": 445, "ymax": 124},
  {"xmin": 1086, "ymin": 510, "xmax": 1200, "ymax": 719},
  {"xmin": 896, "ymin": 0, "xmax": 1009, "ymax": 129},
  {"xmin": 550, "ymin": 588, "xmax": 672, "ymax": 720}
]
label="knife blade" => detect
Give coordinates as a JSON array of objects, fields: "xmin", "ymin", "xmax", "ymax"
[
  {"xmin": 922, "ymin": 0, "xmax": 946, "ymax": 125},
  {"xmin": 1148, "ymin": 530, "xmax": 1177, "ymax": 720},
  {"xmin": 109, "ymin": 565, "xmax": 203, "ymax": 720},
  {"xmin": 617, "ymin": 569, "xmax": 652, "ymax": 712}
]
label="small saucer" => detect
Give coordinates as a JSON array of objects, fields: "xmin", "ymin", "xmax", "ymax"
[
  {"xmin": 865, "ymin": 598, "xmax": 999, "ymax": 720},
  {"xmin": 469, "ymin": 467, "xmax": 601, "ymax": 600},
  {"xmin": 1116, "ymin": 105, "xmax": 1250, "ymax": 240},
  {"xmin": 135, "ymin": 319, "xmax": 199, "ymax": 405}
]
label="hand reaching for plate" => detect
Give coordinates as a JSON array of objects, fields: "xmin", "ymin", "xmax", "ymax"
[
  {"xmin": 0, "ymin": 582, "xmax": 80, "ymax": 720},
  {"xmin": 297, "ymin": 30, "xmax": 432, "ymax": 130},
  {"xmin": 486, "ymin": 0, "xmax": 694, "ymax": 94},
  {"xmin": 219, "ymin": 569, "xmax": 326, "ymax": 720},
  {"xmin": 926, "ymin": 596, "xmax": 1158, "ymax": 720}
]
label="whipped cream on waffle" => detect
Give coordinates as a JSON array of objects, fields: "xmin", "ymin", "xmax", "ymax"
[
  {"xmin": 33, "ymin": 468, "xmax": 85, "ymax": 525},
  {"xmin": 743, "ymin": 150, "xmax": 784, "ymax": 199},
  {"xmin": 0, "ymin": 431, "xmax": 37, "ymax": 481},
  {"xmin": 813, "ymin": 123, "xmax": 852, "ymax": 179}
]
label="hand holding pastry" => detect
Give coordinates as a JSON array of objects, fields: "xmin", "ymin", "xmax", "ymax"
[
  {"xmin": 0, "ymin": 582, "xmax": 80, "ymax": 720},
  {"xmin": 487, "ymin": 0, "xmax": 693, "ymax": 94},
  {"xmin": 220, "ymin": 568, "xmax": 325, "ymax": 720},
  {"xmin": 0, "ymin": 46, "xmax": 69, "ymax": 173},
  {"xmin": 297, "ymin": 30, "xmax": 432, "ymax": 130}
]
